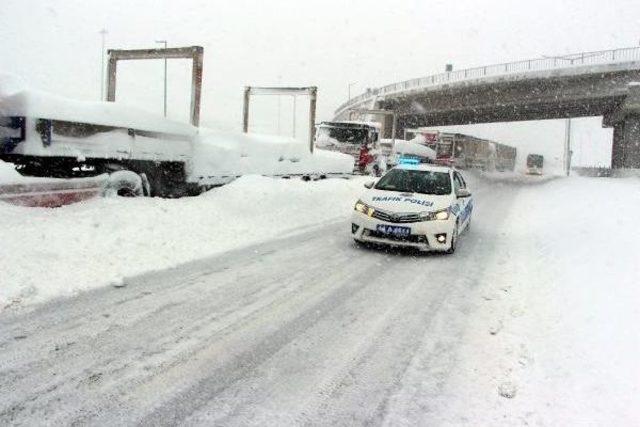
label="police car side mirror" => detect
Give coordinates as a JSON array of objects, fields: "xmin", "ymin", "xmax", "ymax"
[
  {"xmin": 364, "ymin": 181, "xmax": 375, "ymax": 189},
  {"xmin": 456, "ymin": 188, "xmax": 471, "ymax": 198}
]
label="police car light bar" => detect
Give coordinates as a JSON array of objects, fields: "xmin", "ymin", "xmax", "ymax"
[{"xmin": 398, "ymin": 157, "xmax": 420, "ymax": 165}]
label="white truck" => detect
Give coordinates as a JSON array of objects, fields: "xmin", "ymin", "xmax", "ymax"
[
  {"xmin": 315, "ymin": 121, "xmax": 436, "ymax": 175},
  {"xmin": 315, "ymin": 121, "xmax": 387, "ymax": 175},
  {"xmin": 0, "ymin": 81, "xmax": 354, "ymax": 198}
]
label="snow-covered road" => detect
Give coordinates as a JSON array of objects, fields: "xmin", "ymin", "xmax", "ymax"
[{"xmin": 1, "ymin": 175, "xmax": 638, "ymax": 425}]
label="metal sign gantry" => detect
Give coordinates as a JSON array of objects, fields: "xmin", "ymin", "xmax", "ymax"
[
  {"xmin": 106, "ymin": 46, "xmax": 204, "ymax": 126},
  {"xmin": 242, "ymin": 86, "xmax": 318, "ymax": 153}
]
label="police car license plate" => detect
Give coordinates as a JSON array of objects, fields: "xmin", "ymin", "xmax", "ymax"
[{"xmin": 376, "ymin": 224, "xmax": 411, "ymax": 237}]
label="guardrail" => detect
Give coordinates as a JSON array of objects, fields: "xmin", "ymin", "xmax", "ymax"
[{"xmin": 335, "ymin": 46, "xmax": 640, "ymax": 117}]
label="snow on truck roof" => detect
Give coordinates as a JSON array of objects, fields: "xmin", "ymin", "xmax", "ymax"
[
  {"xmin": 319, "ymin": 121, "xmax": 381, "ymax": 129},
  {"xmin": 0, "ymin": 83, "xmax": 197, "ymax": 137}
]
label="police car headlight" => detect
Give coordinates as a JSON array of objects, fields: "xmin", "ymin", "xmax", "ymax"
[
  {"xmin": 354, "ymin": 200, "xmax": 368, "ymax": 214},
  {"xmin": 422, "ymin": 208, "xmax": 450, "ymax": 221}
]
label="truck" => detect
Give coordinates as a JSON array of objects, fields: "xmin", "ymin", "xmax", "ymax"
[
  {"xmin": 526, "ymin": 153, "xmax": 544, "ymax": 175},
  {"xmin": 403, "ymin": 128, "xmax": 517, "ymax": 172},
  {"xmin": 315, "ymin": 120, "xmax": 436, "ymax": 175},
  {"xmin": 315, "ymin": 121, "xmax": 386, "ymax": 175},
  {"xmin": 0, "ymin": 82, "xmax": 354, "ymax": 198}
]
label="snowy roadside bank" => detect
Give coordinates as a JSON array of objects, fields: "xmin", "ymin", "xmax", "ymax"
[
  {"xmin": 389, "ymin": 176, "xmax": 640, "ymax": 425},
  {"xmin": 0, "ymin": 175, "xmax": 370, "ymax": 309},
  {"xmin": 0, "ymin": 159, "xmax": 27, "ymax": 183},
  {"xmin": 474, "ymin": 170, "xmax": 561, "ymax": 186}
]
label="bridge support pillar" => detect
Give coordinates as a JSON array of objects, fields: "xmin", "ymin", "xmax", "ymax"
[
  {"xmin": 622, "ymin": 116, "xmax": 640, "ymax": 168},
  {"xmin": 611, "ymin": 123, "xmax": 625, "ymax": 168},
  {"xmin": 381, "ymin": 114, "xmax": 395, "ymax": 139},
  {"xmin": 606, "ymin": 84, "xmax": 640, "ymax": 169},
  {"xmin": 609, "ymin": 117, "xmax": 640, "ymax": 169}
]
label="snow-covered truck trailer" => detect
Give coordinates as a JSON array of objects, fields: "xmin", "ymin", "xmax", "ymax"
[
  {"xmin": 403, "ymin": 129, "xmax": 517, "ymax": 172},
  {"xmin": 0, "ymin": 88, "xmax": 354, "ymax": 197}
]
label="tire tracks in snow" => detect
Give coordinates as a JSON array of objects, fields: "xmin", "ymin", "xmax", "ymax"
[{"xmin": 0, "ymin": 182, "xmax": 523, "ymax": 425}]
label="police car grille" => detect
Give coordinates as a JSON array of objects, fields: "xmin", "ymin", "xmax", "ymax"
[{"xmin": 371, "ymin": 210, "xmax": 421, "ymax": 223}]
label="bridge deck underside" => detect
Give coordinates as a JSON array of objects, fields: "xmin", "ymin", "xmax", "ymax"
[
  {"xmin": 376, "ymin": 70, "xmax": 639, "ymax": 129},
  {"xmin": 390, "ymin": 97, "xmax": 623, "ymax": 129}
]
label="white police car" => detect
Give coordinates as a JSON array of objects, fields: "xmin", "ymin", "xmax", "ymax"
[{"xmin": 351, "ymin": 163, "xmax": 473, "ymax": 253}]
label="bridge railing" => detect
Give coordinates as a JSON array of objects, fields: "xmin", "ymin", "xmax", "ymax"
[{"xmin": 336, "ymin": 46, "xmax": 640, "ymax": 116}]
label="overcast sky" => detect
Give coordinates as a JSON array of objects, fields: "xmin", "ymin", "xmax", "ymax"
[{"xmin": 2, "ymin": 0, "xmax": 639, "ymax": 170}]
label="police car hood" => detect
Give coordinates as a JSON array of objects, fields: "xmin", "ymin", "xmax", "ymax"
[{"xmin": 362, "ymin": 189, "xmax": 452, "ymax": 213}]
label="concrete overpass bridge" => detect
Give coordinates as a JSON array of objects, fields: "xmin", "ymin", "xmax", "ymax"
[{"xmin": 334, "ymin": 47, "xmax": 640, "ymax": 168}]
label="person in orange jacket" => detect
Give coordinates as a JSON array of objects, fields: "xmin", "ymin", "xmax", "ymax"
[{"xmin": 358, "ymin": 142, "xmax": 373, "ymax": 174}]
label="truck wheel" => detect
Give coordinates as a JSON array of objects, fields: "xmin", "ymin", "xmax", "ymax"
[
  {"xmin": 104, "ymin": 170, "xmax": 146, "ymax": 197},
  {"xmin": 446, "ymin": 223, "xmax": 459, "ymax": 254}
]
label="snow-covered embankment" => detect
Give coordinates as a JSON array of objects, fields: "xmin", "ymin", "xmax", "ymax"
[
  {"xmin": 0, "ymin": 174, "xmax": 369, "ymax": 308},
  {"xmin": 387, "ymin": 175, "xmax": 640, "ymax": 425}
]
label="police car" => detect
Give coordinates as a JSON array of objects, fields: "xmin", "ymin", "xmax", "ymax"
[{"xmin": 351, "ymin": 163, "xmax": 473, "ymax": 253}]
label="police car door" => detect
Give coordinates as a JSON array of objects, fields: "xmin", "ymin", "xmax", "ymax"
[{"xmin": 453, "ymin": 172, "xmax": 471, "ymax": 226}]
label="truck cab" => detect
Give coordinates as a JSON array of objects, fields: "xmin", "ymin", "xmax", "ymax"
[
  {"xmin": 526, "ymin": 154, "xmax": 544, "ymax": 175},
  {"xmin": 315, "ymin": 121, "xmax": 386, "ymax": 175}
]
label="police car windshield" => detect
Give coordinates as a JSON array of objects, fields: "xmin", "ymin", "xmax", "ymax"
[{"xmin": 374, "ymin": 169, "xmax": 452, "ymax": 195}]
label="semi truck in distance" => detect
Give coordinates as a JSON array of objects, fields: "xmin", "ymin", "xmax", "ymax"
[
  {"xmin": 526, "ymin": 153, "xmax": 544, "ymax": 175},
  {"xmin": 403, "ymin": 128, "xmax": 517, "ymax": 172}
]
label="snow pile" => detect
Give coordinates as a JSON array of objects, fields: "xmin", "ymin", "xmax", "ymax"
[
  {"xmin": 390, "ymin": 139, "xmax": 436, "ymax": 160},
  {"xmin": 471, "ymin": 169, "xmax": 560, "ymax": 185},
  {"xmin": 387, "ymin": 175, "xmax": 640, "ymax": 425},
  {"xmin": 191, "ymin": 129, "xmax": 355, "ymax": 178},
  {"xmin": 456, "ymin": 176, "xmax": 640, "ymax": 425},
  {"xmin": 0, "ymin": 175, "xmax": 369, "ymax": 308},
  {"xmin": 0, "ymin": 159, "xmax": 24, "ymax": 183},
  {"xmin": 0, "ymin": 73, "xmax": 27, "ymax": 98}
]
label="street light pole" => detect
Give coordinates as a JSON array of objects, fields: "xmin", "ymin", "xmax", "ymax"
[
  {"xmin": 155, "ymin": 40, "xmax": 168, "ymax": 117},
  {"xmin": 292, "ymin": 95, "xmax": 297, "ymax": 138},
  {"xmin": 564, "ymin": 118, "xmax": 572, "ymax": 176},
  {"xmin": 348, "ymin": 82, "xmax": 357, "ymax": 101},
  {"xmin": 277, "ymin": 75, "xmax": 282, "ymax": 135},
  {"xmin": 99, "ymin": 29, "xmax": 108, "ymax": 101}
]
